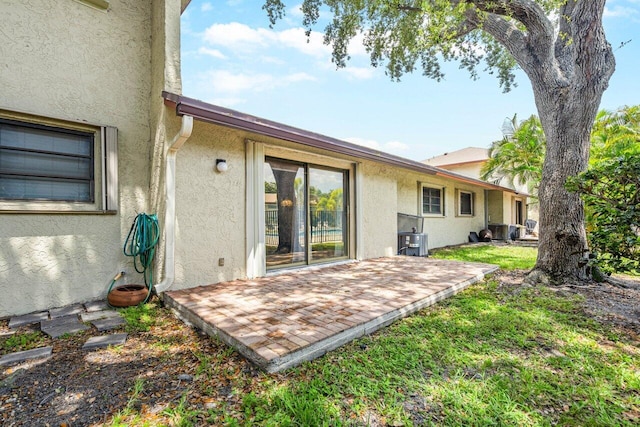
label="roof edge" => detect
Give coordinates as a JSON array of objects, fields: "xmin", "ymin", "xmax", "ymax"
[{"xmin": 162, "ymin": 92, "xmax": 522, "ymax": 194}]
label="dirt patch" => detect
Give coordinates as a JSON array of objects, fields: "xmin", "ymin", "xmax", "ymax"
[{"xmin": 493, "ymin": 270, "xmax": 640, "ymax": 337}]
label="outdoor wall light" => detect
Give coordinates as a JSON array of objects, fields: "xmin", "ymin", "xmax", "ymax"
[{"xmin": 216, "ymin": 159, "xmax": 228, "ymax": 173}]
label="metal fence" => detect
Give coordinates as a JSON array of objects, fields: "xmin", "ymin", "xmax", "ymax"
[{"xmin": 265, "ymin": 209, "xmax": 344, "ymax": 246}]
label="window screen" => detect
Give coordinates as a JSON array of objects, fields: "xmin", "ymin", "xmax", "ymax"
[
  {"xmin": 422, "ymin": 186, "xmax": 442, "ymax": 215},
  {"xmin": 0, "ymin": 119, "xmax": 94, "ymax": 202}
]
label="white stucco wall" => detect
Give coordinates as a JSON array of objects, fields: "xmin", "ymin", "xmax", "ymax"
[{"xmin": 0, "ymin": 0, "xmax": 158, "ymax": 316}]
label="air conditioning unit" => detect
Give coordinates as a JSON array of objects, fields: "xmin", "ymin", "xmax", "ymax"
[
  {"xmin": 488, "ymin": 224, "xmax": 508, "ymax": 240},
  {"xmin": 397, "ymin": 232, "xmax": 428, "ymax": 257}
]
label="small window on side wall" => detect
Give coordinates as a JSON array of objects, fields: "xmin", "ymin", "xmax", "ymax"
[
  {"xmin": 457, "ymin": 190, "xmax": 474, "ymax": 216},
  {"xmin": 421, "ymin": 185, "xmax": 444, "ymax": 216},
  {"xmin": 0, "ymin": 115, "xmax": 117, "ymax": 212}
]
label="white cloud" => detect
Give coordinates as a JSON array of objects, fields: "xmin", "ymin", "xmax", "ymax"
[
  {"xmin": 202, "ymin": 22, "xmax": 366, "ymax": 59},
  {"xmin": 283, "ymin": 72, "xmax": 316, "ymax": 83},
  {"xmin": 604, "ymin": 1, "xmax": 640, "ymax": 20},
  {"xmin": 276, "ymin": 27, "xmax": 332, "ymax": 57},
  {"xmin": 207, "ymin": 70, "xmax": 274, "ymax": 94},
  {"xmin": 340, "ymin": 66, "xmax": 375, "ymax": 80},
  {"xmin": 288, "ymin": 3, "xmax": 332, "ymax": 21},
  {"xmin": 604, "ymin": 5, "xmax": 639, "ymax": 17},
  {"xmin": 202, "ymin": 70, "xmax": 316, "ymax": 95},
  {"xmin": 201, "ymin": 2, "xmax": 213, "ymax": 12},
  {"xmin": 344, "ymin": 137, "xmax": 409, "ymax": 155},
  {"xmin": 203, "ymin": 22, "xmax": 273, "ymax": 50},
  {"xmin": 197, "ymin": 47, "xmax": 226, "ymax": 59}
]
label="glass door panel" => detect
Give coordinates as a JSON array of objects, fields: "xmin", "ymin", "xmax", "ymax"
[
  {"xmin": 265, "ymin": 158, "xmax": 307, "ymax": 269},
  {"xmin": 309, "ymin": 167, "xmax": 347, "ymax": 262}
]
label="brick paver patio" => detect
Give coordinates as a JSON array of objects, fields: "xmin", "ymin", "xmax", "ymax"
[{"xmin": 164, "ymin": 257, "xmax": 497, "ymax": 372}]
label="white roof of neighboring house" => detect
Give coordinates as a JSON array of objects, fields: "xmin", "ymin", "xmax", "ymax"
[{"xmin": 422, "ymin": 147, "xmax": 489, "ymax": 167}]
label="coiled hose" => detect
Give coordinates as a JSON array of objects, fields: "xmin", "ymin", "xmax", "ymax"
[{"xmin": 118, "ymin": 213, "xmax": 160, "ymax": 304}]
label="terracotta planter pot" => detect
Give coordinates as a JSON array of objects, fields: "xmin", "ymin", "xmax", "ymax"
[{"xmin": 108, "ymin": 284, "xmax": 149, "ymax": 307}]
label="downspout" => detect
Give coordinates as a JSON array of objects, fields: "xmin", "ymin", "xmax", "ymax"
[{"xmin": 154, "ymin": 115, "xmax": 194, "ymax": 293}]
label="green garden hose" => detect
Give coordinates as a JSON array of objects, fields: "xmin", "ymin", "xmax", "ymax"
[{"xmin": 121, "ymin": 213, "xmax": 160, "ymax": 304}]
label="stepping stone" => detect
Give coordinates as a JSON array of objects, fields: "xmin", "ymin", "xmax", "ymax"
[
  {"xmin": 8, "ymin": 311, "xmax": 49, "ymax": 329},
  {"xmin": 41, "ymin": 315, "xmax": 90, "ymax": 338},
  {"xmin": 91, "ymin": 316, "xmax": 126, "ymax": 332},
  {"xmin": 82, "ymin": 333, "xmax": 127, "ymax": 350},
  {"xmin": 80, "ymin": 310, "xmax": 121, "ymax": 323},
  {"xmin": 84, "ymin": 300, "xmax": 110, "ymax": 312},
  {"xmin": 49, "ymin": 304, "xmax": 84, "ymax": 319},
  {"xmin": 0, "ymin": 347, "xmax": 53, "ymax": 366}
]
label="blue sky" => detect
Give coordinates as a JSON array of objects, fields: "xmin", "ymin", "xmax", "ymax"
[{"xmin": 181, "ymin": 0, "xmax": 640, "ymax": 161}]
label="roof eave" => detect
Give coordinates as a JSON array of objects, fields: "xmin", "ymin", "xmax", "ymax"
[{"xmin": 162, "ymin": 92, "xmax": 522, "ymax": 194}]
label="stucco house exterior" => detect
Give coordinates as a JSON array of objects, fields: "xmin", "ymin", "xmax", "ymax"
[
  {"xmin": 423, "ymin": 147, "xmax": 537, "ymax": 239},
  {"xmin": 0, "ymin": 0, "xmax": 520, "ymax": 318}
]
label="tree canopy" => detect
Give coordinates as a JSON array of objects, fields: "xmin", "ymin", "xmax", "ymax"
[{"xmin": 264, "ymin": 0, "xmax": 616, "ymax": 282}]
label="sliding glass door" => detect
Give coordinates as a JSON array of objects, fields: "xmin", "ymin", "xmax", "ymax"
[{"xmin": 265, "ymin": 157, "xmax": 348, "ymax": 269}]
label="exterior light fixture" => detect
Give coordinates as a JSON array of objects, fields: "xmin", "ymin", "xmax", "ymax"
[{"xmin": 216, "ymin": 159, "xmax": 228, "ymax": 173}]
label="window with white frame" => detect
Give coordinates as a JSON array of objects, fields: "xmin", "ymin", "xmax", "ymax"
[
  {"xmin": 457, "ymin": 190, "xmax": 474, "ymax": 216},
  {"xmin": 421, "ymin": 185, "xmax": 444, "ymax": 216},
  {"xmin": 0, "ymin": 115, "xmax": 118, "ymax": 212}
]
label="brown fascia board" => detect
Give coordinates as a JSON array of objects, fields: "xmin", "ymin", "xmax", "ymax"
[{"xmin": 162, "ymin": 92, "xmax": 521, "ymax": 194}]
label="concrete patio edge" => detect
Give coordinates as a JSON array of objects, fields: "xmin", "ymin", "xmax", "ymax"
[{"xmin": 163, "ymin": 265, "xmax": 498, "ymax": 373}]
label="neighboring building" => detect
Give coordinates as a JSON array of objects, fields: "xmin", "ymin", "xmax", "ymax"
[
  {"xmin": 424, "ymin": 147, "xmax": 537, "ymax": 239},
  {"xmin": 0, "ymin": 0, "xmax": 520, "ymax": 317}
]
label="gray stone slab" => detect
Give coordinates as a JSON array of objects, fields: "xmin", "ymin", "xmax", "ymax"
[
  {"xmin": 41, "ymin": 315, "xmax": 80, "ymax": 329},
  {"xmin": 91, "ymin": 316, "xmax": 126, "ymax": 332},
  {"xmin": 82, "ymin": 333, "xmax": 127, "ymax": 350},
  {"xmin": 41, "ymin": 321, "xmax": 90, "ymax": 338},
  {"xmin": 0, "ymin": 346, "xmax": 53, "ymax": 366},
  {"xmin": 8, "ymin": 311, "xmax": 49, "ymax": 329},
  {"xmin": 49, "ymin": 304, "xmax": 84, "ymax": 319},
  {"xmin": 84, "ymin": 300, "xmax": 110, "ymax": 312},
  {"xmin": 80, "ymin": 310, "xmax": 121, "ymax": 323}
]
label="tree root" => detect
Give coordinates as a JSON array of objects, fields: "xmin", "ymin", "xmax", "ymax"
[{"xmin": 525, "ymin": 268, "xmax": 591, "ymax": 287}]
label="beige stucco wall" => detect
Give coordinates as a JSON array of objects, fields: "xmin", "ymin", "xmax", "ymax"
[
  {"xmin": 440, "ymin": 163, "xmax": 484, "ymax": 179},
  {"xmin": 397, "ymin": 173, "xmax": 487, "ymax": 249},
  {"xmin": 167, "ymin": 121, "xmax": 495, "ymax": 292},
  {"xmin": 0, "ymin": 0, "xmax": 160, "ymax": 316},
  {"xmin": 169, "ymin": 121, "xmax": 248, "ymax": 289},
  {"xmin": 487, "ymin": 190, "xmax": 505, "ymax": 224},
  {"xmin": 358, "ymin": 162, "xmax": 399, "ymax": 259}
]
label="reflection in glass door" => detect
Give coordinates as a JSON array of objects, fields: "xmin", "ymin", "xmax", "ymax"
[
  {"xmin": 264, "ymin": 158, "xmax": 306, "ymax": 269},
  {"xmin": 264, "ymin": 158, "xmax": 348, "ymax": 269},
  {"xmin": 309, "ymin": 167, "xmax": 347, "ymax": 262}
]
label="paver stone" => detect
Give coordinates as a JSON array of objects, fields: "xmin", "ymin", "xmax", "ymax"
[
  {"xmin": 0, "ymin": 347, "xmax": 53, "ymax": 366},
  {"xmin": 8, "ymin": 311, "xmax": 49, "ymax": 329},
  {"xmin": 82, "ymin": 333, "xmax": 127, "ymax": 350}
]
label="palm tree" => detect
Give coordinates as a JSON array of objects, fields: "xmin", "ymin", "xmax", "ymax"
[
  {"xmin": 590, "ymin": 105, "xmax": 640, "ymax": 164},
  {"xmin": 480, "ymin": 114, "xmax": 546, "ymax": 196}
]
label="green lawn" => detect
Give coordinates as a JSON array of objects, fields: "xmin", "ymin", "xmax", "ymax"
[
  {"xmin": 430, "ymin": 244, "xmax": 538, "ymax": 270},
  {"xmin": 5, "ymin": 245, "xmax": 637, "ymax": 426},
  {"xmin": 235, "ymin": 245, "xmax": 638, "ymax": 426}
]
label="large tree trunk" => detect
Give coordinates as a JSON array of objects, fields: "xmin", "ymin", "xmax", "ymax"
[
  {"xmin": 508, "ymin": 1, "xmax": 616, "ymax": 285},
  {"xmin": 530, "ymin": 88, "xmax": 597, "ymax": 283}
]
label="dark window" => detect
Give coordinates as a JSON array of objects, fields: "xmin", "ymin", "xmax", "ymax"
[
  {"xmin": 459, "ymin": 191, "xmax": 474, "ymax": 216},
  {"xmin": 0, "ymin": 119, "xmax": 94, "ymax": 202},
  {"xmin": 422, "ymin": 186, "xmax": 443, "ymax": 215}
]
